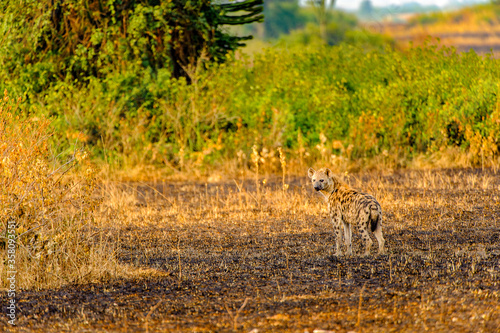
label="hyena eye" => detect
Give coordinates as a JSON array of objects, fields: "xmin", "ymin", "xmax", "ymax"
[{"xmin": 320, "ymin": 179, "xmax": 324, "ymax": 182}]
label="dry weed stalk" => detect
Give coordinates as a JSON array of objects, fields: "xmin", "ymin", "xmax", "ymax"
[
  {"xmin": 251, "ymin": 145, "xmax": 261, "ymax": 207},
  {"xmin": 275, "ymin": 279, "xmax": 284, "ymax": 302},
  {"xmin": 277, "ymin": 147, "xmax": 289, "ymax": 192},
  {"xmin": 177, "ymin": 237, "xmax": 182, "ymax": 286}
]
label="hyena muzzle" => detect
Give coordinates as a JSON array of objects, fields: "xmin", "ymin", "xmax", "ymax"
[{"xmin": 308, "ymin": 167, "xmax": 385, "ymax": 256}]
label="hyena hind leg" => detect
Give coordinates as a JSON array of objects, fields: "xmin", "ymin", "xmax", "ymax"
[
  {"xmin": 357, "ymin": 220, "xmax": 373, "ymax": 257},
  {"xmin": 369, "ymin": 208, "xmax": 385, "ymax": 255},
  {"xmin": 357, "ymin": 209, "xmax": 373, "ymax": 256},
  {"xmin": 360, "ymin": 228, "xmax": 373, "ymax": 257},
  {"xmin": 373, "ymin": 220, "xmax": 385, "ymax": 255}
]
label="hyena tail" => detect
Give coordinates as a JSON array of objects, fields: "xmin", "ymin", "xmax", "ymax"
[{"xmin": 370, "ymin": 209, "xmax": 381, "ymax": 233}]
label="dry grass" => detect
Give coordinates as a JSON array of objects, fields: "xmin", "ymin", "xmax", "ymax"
[
  {"xmin": 0, "ymin": 92, "xmax": 120, "ymax": 291},
  {"xmin": 381, "ymin": 6, "xmax": 500, "ymax": 54},
  {"xmin": 3, "ymin": 167, "xmax": 499, "ymax": 331}
]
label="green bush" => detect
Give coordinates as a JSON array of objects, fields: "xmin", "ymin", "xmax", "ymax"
[
  {"xmin": 0, "ymin": 0, "xmax": 262, "ymax": 95},
  {"xmin": 3, "ymin": 33, "xmax": 500, "ymax": 173}
]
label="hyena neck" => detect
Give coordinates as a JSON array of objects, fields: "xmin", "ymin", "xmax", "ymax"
[
  {"xmin": 320, "ymin": 177, "xmax": 343, "ymax": 199},
  {"xmin": 322, "ymin": 188, "xmax": 337, "ymax": 202},
  {"xmin": 325, "ymin": 177, "xmax": 348, "ymax": 198},
  {"xmin": 318, "ymin": 189, "xmax": 332, "ymax": 200}
]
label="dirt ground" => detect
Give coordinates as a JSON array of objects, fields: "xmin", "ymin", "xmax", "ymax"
[{"xmin": 2, "ymin": 168, "xmax": 500, "ymax": 332}]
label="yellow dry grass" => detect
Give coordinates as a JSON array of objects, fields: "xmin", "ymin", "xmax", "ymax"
[{"xmin": 380, "ymin": 5, "xmax": 500, "ymax": 53}]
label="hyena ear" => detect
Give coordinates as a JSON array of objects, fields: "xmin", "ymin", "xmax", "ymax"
[
  {"xmin": 307, "ymin": 168, "xmax": 315, "ymax": 179},
  {"xmin": 325, "ymin": 168, "xmax": 333, "ymax": 177}
]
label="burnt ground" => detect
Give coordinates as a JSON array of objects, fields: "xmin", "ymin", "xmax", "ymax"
[{"xmin": 2, "ymin": 168, "xmax": 500, "ymax": 332}]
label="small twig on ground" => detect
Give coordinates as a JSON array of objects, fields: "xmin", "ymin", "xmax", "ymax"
[
  {"xmin": 144, "ymin": 299, "xmax": 164, "ymax": 333},
  {"xmin": 224, "ymin": 297, "xmax": 250, "ymax": 331},
  {"xmin": 357, "ymin": 282, "xmax": 367, "ymax": 330}
]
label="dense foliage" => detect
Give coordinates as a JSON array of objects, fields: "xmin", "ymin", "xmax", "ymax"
[
  {"xmin": 0, "ymin": 0, "xmax": 263, "ymax": 93},
  {"xmin": 5, "ymin": 41, "xmax": 496, "ymax": 172}
]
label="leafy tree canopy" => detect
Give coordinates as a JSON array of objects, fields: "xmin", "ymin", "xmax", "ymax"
[{"xmin": 0, "ymin": 0, "xmax": 263, "ymax": 94}]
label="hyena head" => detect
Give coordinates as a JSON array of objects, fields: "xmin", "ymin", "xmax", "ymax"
[{"xmin": 307, "ymin": 167, "xmax": 337, "ymax": 193}]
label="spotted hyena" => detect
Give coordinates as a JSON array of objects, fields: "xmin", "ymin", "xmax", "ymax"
[{"xmin": 308, "ymin": 167, "xmax": 385, "ymax": 256}]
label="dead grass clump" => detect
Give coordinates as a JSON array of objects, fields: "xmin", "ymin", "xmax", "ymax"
[{"xmin": 0, "ymin": 91, "xmax": 118, "ymax": 290}]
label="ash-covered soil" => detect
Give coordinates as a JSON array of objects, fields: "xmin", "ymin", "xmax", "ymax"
[{"xmin": 2, "ymin": 169, "xmax": 500, "ymax": 332}]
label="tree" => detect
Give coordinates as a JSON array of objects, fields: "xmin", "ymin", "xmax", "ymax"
[
  {"xmin": 0, "ymin": 0, "xmax": 263, "ymax": 92},
  {"xmin": 308, "ymin": 0, "xmax": 336, "ymax": 42},
  {"xmin": 261, "ymin": 0, "xmax": 306, "ymax": 39},
  {"xmin": 359, "ymin": 0, "xmax": 374, "ymax": 19}
]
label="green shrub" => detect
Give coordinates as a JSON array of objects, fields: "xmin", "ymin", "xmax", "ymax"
[
  {"xmin": 4, "ymin": 36, "xmax": 500, "ymax": 174},
  {"xmin": 0, "ymin": 0, "xmax": 263, "ymax": 96}
]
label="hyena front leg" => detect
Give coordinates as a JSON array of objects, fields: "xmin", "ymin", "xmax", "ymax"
[{"xmin": 343, "ymin": 220, "xmax": 353, "ymax": 256}]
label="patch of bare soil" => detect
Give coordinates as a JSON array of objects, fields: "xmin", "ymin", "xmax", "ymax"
[{"xmin": 2, "ymin": 169, "xmax": 500, "ymax": 332}]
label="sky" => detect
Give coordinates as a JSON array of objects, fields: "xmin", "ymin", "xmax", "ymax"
[{"xmin": 335, "ymin": 0, "xmax": 486, "ymax": 11}]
